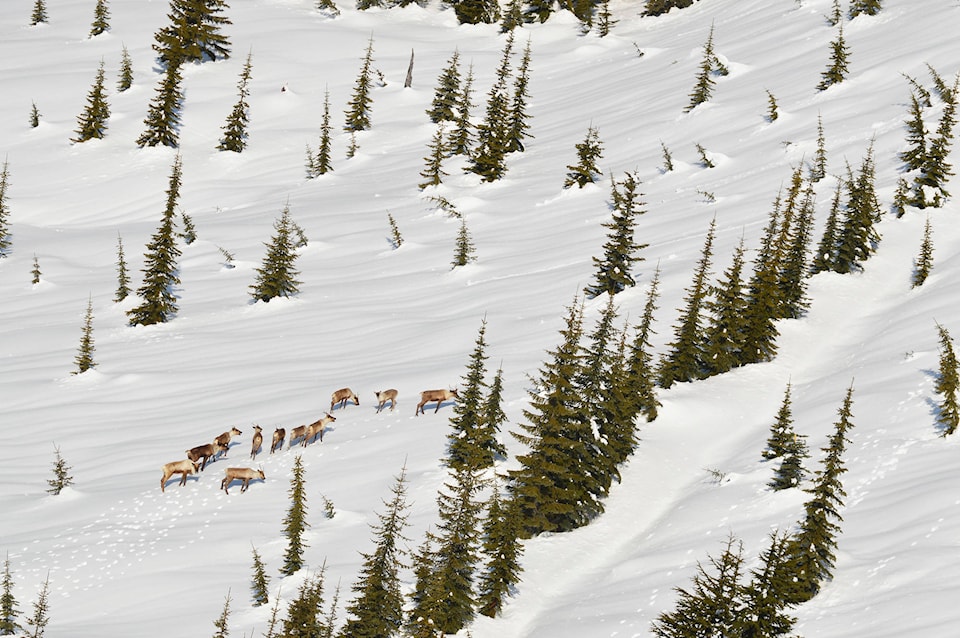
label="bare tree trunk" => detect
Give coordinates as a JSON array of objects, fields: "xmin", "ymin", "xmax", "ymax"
[{"xmin": 404, "ymin": 49, "xmax": 414, "ymax": 88}]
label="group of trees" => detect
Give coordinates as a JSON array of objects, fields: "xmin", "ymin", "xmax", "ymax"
[{"xmin": 1, "ymin": 555, "xmax": 54, "ymax": 638}]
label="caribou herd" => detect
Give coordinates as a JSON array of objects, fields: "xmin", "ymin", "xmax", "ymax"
[{"xmin": 159, "ymin": 386, "xmax": 457, "ymax": 493}]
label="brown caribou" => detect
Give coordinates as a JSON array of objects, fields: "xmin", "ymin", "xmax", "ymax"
[
  {"xmin": 330, "ymin": 387, "xmax": 360, "ymax": 411},
  {"xmin": 160, "ymin": 459, "xmax": 200, "ymax": 492},
  {"xmin": 250, "ymin": 425, "xmax": 263, "ymax": 460},
  {"xmin": 374, "ymin": 389, "xmax": 398, "ymax": 413},
  {"xmin": 221, "ymin": 467, "xmax": 265, "ymax": 494},
  {"xmin": 415, "ymin": 388, "xmax": 459, "ymax": 416}
]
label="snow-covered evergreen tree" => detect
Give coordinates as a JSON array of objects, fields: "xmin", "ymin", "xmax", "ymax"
[
  {"xmin": 0, "ymin": 554, "xmax": 20, "ymax": 636},
  {"xmin": 280, "ymin": 455, "xmax": 309, "ymax": 576},
  {"xmin": 585, "ymin": 171, "xmax": 646, "ymax": 297},
  {"xmin": 250, "ymin": 204, "xmax": 302, "ymax": 303},
  {"xmin": 563, "ymin": 125, "xmax": 603, "ymax": 188},
  {"xmin": 72, "ymin": 61, "xmax": 110, "ymax": 143},
  {"xmin": 72, "ymin": 296, "xmax": 96, "ymax": 375},
  {"xmin": 89, "ymin": 0, "xmax": 110, "ymax": 37},
  {"xmin": 935, "ymin": 323, "xmax": 960, "ymax": 436},
  {"xmin": 817, "ymin": 22, "xmax": 850, "ymax": 91},
  {"xmin": 117, "ymin": 45, "xmax": 134, "ymax": 92},
  {"xmin": 46, "ymin": 445, "xmax": 73, "ymax": 495},
  {"xmin": 136, "ymin": 60, "xmax": 184, "ymax": 148},
  {"xmin": 153, "ymin": 0, "xmax": 232, "ymax": 66},
  {"xmin": 0, "ymin": 160, "xmax": 10, "ymax": 258},
  {"xmin": 344, "ymin": 36, "xmax": 375, "ymax": 133},
  {"xmin": 217, "ymin": 52, "xmax": 253, "ymax": 152}
]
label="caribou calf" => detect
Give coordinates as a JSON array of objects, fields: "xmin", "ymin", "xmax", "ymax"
[
  {"xmin": 221, "ymin": 467, "xmax": 265, "ymax": 494},
  {"xmin": 186, "ymin": 441, "xmax": 228, "ymax": 471},
  {"xmin": 270, "ymin": 427, "xmax": 285, "ymax": 454},
  {"xmin": 375, "ymin": 389, "xmax": 398, "ymax": 413},
  {"xmin": 215, "ymin": 427, "xmax": 243, "ymax": 457},
  {"xmin": 330, "ymin": 387, "xmax": 360, "ymax": 411},
  {"xmin": 250, "ymin": 425, "xmax": 263, "ymax": 460},
  {"xmin": 302, "ymin": 413, "xmax": 336, "ymax": 447},
  {"xmin": 161, "ymin": 459, "xmax": 200, "ymax": 492},
  {"xmin": 415, "ymin": 388, "xmax": 459, "ymax": 415}
]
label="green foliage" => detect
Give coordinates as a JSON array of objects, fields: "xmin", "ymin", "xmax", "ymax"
[
  {"xmin": 849, "ymin": 0, "xmax": 882, "ymax": 18},
  {"xmin": 467, "ymin": 33, "xmax": 515, "ymax": 182},
  {"xmin": 449, "ymin": 63, "xmax": 475, "ymax": 156},
  {"xmin": 563, "ymin": 125, "xmax": 603, "ymax": 188},
  {"xmin": 695, "ymin": 142, "xmax": 715, "ymax": 168},
  {"xmin": 117, "ymin": 45, "xmax": 134, "ymax": 92},
  {"xmin": 826, "ymin": 0, "xmax": 842, "ymax": 26},
  {"xmin": 658, "ymin": 218, "xmax": 716, "ymax": 387},
  {"xmin": 29, "ymin": 102, "xmax": 40, "ymax": 128},
  {"xmin": 739, "ymin": 532, "xmax": 799, "ymax": 637},
  {"xmin": 386, "ymin": 212, "xmax": 403, "ymax": 248},
  {"xmin": 427, "ymin": 49, "xmax": 461, "ymax": 123},
  {"xmin": 765, "ymin": 383, "xmax": 810, "ymax": 491},
  {"xmin": 72, "ymin": 296, "xmax": 96, "ymax": 375},
  {"xmin": 447, "ymin": 319, "xmax": 492, "ymax": 471},
  {"xmin": 451, "ymin": 216, "xmax": 476, "ymax": 268},
  {"xmin": 0, "ymin": 160, "xmax": 11, "ymax": 258},
  {"xmin": 778, "ymin": 180, "xmax": 815, "ymax": 319},
  {"xmin": 479, "ymin": 365, "xmax": 509, "ymax": 462},
  {"xmin": 31, "ymin": 255, "xmax": 41, "ymax": 285},
  {"xmin": 935, "ymin": 323, "xmax": 960, "ymax": 436},
  {"xmin": 454, "ymin": 0, "xmax": 500, "ymax": 25},
  {"xmin": 153, "ymin": 0, "xmax": 232, "ymax": 66},
  {"xmin": 809, "ymin": 113, "xmax": 828, "ymax": 181},
  {"xmin": 339, "ymin": 466, "xmax": 410, "ymax": 638},
  {"xmin": 419, "ymin": 123, "xmax": 449, "ymax": 190},
  {"xmin": 908, "ymin": 70, "xmax": 959, "ymax": 209},
  {"xmin": 250, "ymin": 205, "xmax": 303, "ymax": 303},
  {"xmin": 701, "ymin": 237, "xmax": 748, "ymax": 377},
  {"xmin": 31, "ymin": 1, "xmax": 48, "ymax": 26},
  {"xmin": 740, "ymin": 197, "xmax": 783, "ymax": 365},
  {"xmin": 217, "ymin": 53, "xmax": 253, "ymax": 153},
  {"xmin": 595, "ymin": 0, "xmax": 617, "ymax": 36},
  {"xmin": 477, "ymin": 481, "xmax": 524, "ymax": 618},
  {"xmin": 307, "ymin": 89, "xmax": 334, "ymax": 177},
  {"xmin": 24, "ymin": 574, "xmax": 50, "ymax": 638},
  {"xmin": 586, "ymin": 171, "xmax": 647, "ymax": 297},
  {"xmin": 765, "ymin": 89, "xmax": 779, "ymax": 122},
  {"xmin": 833, "ymin": 146, "xmax": 881, "ymax": 273},
  {"xmin": 315, "ymin": 0, "xmax": 340, "ymax": 15},
  {"xmin": 46, "ymin": 444, "xmax": 73, "ymax": 495},
  {"xmin": 250, "ymin": 547, "xmax": 269, "ymax": 607},
  {"xmin": 180, "ymin": 212, "xmax": 197, "ymax": 245},
  {"xmin": 279, "ymin": 568, "xmax": 327, "ymax": 638},
  {"xmin": 659, "ymin": 140, "xmax": 674, "ymax": 172},
  {"xmin": 817, "ymin": 22, "xmax": 850, "ymax": 91},
  {"xmin": 506, "ymin": 38, "xmax": 533, "ymax": 153},
  {"xmin": 642, "ymin": 0, "xmax": 696, "ymax": 16},
  {"xmin": 626, "ymin": 267, "xmax": 663, "ymax": 422},
  {"xmin": 0, "ymin": 554, "xmax": 21, "ymax": 636},
  {"xmin": 114, "ymin": 233, "xmax": 131, "ymax": 302},
  {"xmin": 90, "ymin": 0, "xmax": 110, "ymax": 37},
  {"xmin": 280, "ymin": 455, "xmax": 309, "ymax": 576},
  {"xmin": 211, "ymin": 590, "xmax": 231, "ymax": 638},
  {"xmin": 72, "ymin": 61, "xmax": 110, "ymax": 143},
  {"xmin": 810, "ymin": 180, "xmax": 842, "ymax": 274},
  {"xmin": 500, "ymin": 0, "xmax": 524, "ymax": 32},
  {"xmin": 344, "ymin": 37, "xmax": 375, "ymax": 133},
  {"xmin": 127, "ymin": 155, "xmax": 183, "ymax": 326},
  {"xmin": 685, "ymin": 23, "xmax": 724, "ymax": 112},
  {"xmin": 913, "ymin": 216, "xmax": 934, "ymax": 287},
  {"xmin": 136, "ymin": 60, "xmax": 184, "ymax": 148}
]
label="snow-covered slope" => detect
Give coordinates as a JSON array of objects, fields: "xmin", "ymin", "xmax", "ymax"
[{"xmin": 2, "ymin": 1, "xmax": 960, "ymax": 636}]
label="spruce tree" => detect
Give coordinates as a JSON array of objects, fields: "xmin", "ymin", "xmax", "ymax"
[
  {"xmin": 449, "ymin": 62, "xmax": 476, "ymax": 157},
  {"xmin": 344, "ymin": 37, "xmax": 375, "ymax": 133},
  {"xmin": 500, "ymin": 0, "xmax": 523, "ymax": 32},
  {"xmin": 810, "ymin": 180, "xmax": 843, "ymax": 274},
  {"xmin": 849, "ymin": 0, "xmax": 882, "ymax": 18},
  {"xmin": 280, "ymin": 569, "xmax": 327, "ymax": 637},
  {"xmin": 386, "ymin": 212, "xmax": 403, "ymax": 249},
  {"xmin": 765, "ymin": 382, "xmax": 810, "ymax": 491},
  {"xmin": 153, "ymin": 0, "xmax": 232, "ymax": 67},
  {"xmin": 477, "ymin": 480, "xmax": 523, "ymax": 618},
  {"xmin": 451, "ymin": 216, "xmax": 476, "ymax": 268},
  {"xmin": 913, "ymin": 73, "xmax": 958, "ymax": 208},
  {"xmin": 900, "ymin": 91, "xmax": 928, "ymax": 173},
  {"xmin": 740, "ymin": 197, "xmax": 783, "ymax": 365},
  {"xmin": 72, "ymin": 60, "xmax": 111, "ymax": 143},
  {"xmin": 833, "ymin": 147, "xmax": 881, "ymax": 273},
  {"xmin": 72, "ymin": 296, "xmax": 96, "ymax": 374},
  {"xmin": 467, "ymin": 32, "xmax": 514, "ymax": 182},
  {"xmin": 180, "ymin": 212, "xmax": 197, "ymax": 245},
  {"xmin": 117, "ymin": 45, "xmax": 134, "ymax": 92},
  {"xmin": 701, "ymin": 237, "xmax": 748, "ymax": 377},
  {"xmin": 779, "ymin": 182, "xmax": 816, "ymax": 319},
  {"xmin": 280, "ymin": 454, "xmax": 309, "ymax": 576},
  {"xmin": 24, "ymin": 574, "xmax": 50, "ymax": 638},
  {"xmin": 784, "ymin": 384, "xmax": 856, "ymax": 604},
  {"xmin": 46, "ymin": 444, "xmax": 74, "ymax": 495},
  {"xmin": 454, "ymin": 0, "xmax": 500, "ymax": 26},
  {"xmin": 0, "ymin": 554, "xmax": 20, "ymax": 636},
  {"xmin": 643, "ymin": 0, "xmax": 697, "ymax": 16},
  {"xmin": 29, "ymin": 102, "xmax": 41, "ymax": 128},
  {"xmin": 447, "ymin": 319, "xmax": 491, "ymax": 471},
  {"xmin": 250, "ymin": 205, "xmax": 302, "ymax": 303},
  {"xmin": 765, "ymin": 89, "xmax": 779, "ymax": 122},
  {"xmin": 89, "ymin": 0, "xmax": 110, "ymax": 37},
  {"xmin": 315, "ymin": 0, "xmax": 340, "ymax": 15},
  {"xmin": 935, "ymin": 323, "xmax": 960, "ymax": 436},
  {"xmin": 595, "ymin": 0, "xmax": 617, "ymax": 36},
  {"xmin": 523, "ymin": 0, "xmax": 557, "ymax": 23},
  {"xmin": 685, "ymin": 23, "xmax": 723, "ymax": 112},
  {"xmin": 817, "ymin": 22, "xmax": 850, "ymax": 91},
  {"xmin": 427, "ymin": 50, "xmax": 461, "ymax": 124},
  {"xmin": 626, "ymin": 266, "xmax": 662, "ymax": 423},
  {"xmin": 212, "ymin": 590, "xmax": 231, "ymax": 638},
  {"xmin": 419, "ymin": 123, "xmax": 449, "ymax": 190},
  {"xmin": 128, "ymin": 155, "xmax": 183, "ymax": 326},
  {"xmin": 316, "ymin": 88, "xmax": 334, "ymax": 175},
  {"xmin": 892, "ymin": 176, "xmax": 910, "ymax": 218},
  {"xmin": 658, "ymin": 218, "xmax": 716, "ymax": 387},
  {"xmin": 31, "ymin": 255, "xmax": 41, "ymax": 285},
  {"xmin": 405, "ymin": 536, "xmax": 442, "ymax": 638},
  {"xmin": 114, "ymin": 233, "xmax": 131, "ymax": 302},
  {"xmin": 0, "ymin": 160, "xmax": 11, "ymax": 258},
  {"xmin": 340, "ymin": 466, "xmax": 411, "ymax": 638},
  {"xmin": 506, "ymin": 38, "xmax": 533, "ymax": 153},
  {"xmin": 563, "ymin": 125, "xmax": 604, "ymax": 189},
  {"xmin": 913, "ymin": 216, "xmax": 934, "ymax": 287},
  {"xmin": 217, "ymin": 52, "xmax": 253, "ymax": 152},
  {"xmin": 586, "ymin": 171, "xmax": 647, "ymax": 297},
  {"xmin": 763, "ymin": 382, "xmax": 796, "ymax": 461},
  {"xmin": 826, "ymin": 0, "xmax": 842, "ymax": 26},
  {"xmin": 738, "ymin": 532, "xmax": 798, "ymax": 638},
  {"xmin": 478, "ymin": 365, "xmax": 509, "ymax": 463},
  {"xmin": 809, "ymin": 113, "xmax": 828, "ymax": 182},
  {"xmin": 31, "ymin": 0, "xmax": 48, "ymax": 25},
  {"xmin": 250, "ymin": 546, "xmax": 269, "ymax": 607},
  {"xmin": 136, "ymin": 60, "xmax": 184, "ymax": 148}
]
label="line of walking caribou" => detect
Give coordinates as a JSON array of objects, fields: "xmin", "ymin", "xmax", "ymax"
[{"xmin": 159, "ymin": 387, "xmax": 459, "ymax": 493}]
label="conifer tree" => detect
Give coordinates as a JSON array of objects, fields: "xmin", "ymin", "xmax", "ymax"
[
  {"xmin": 595, "ymin": 0, "xmax": 617, "ymax": 36},
  {"xmin": 280, "ymin": 454, "xmax": 309, "ymax": 576},
  {"xmin": 72, "ymin": 296, "xmax": 96, "ymax": 375},
  {"xmin": 136, "ymin": 60, "xmax": 184, "ymax": 148},
  {"xmin": 386, "ymin": 212, "xmax": 403, "ymax": 249},
  {"xmin": 817, "ymin": 22, "xmax": 850, "ymax": 91},
  {"xmin": 833, "ymin": 147, "xmax": 881, "ymax": 273},
  {"xmin": 250, "ymin": 205, "xmax": 302, "ymax": 303},
  {"xmin": 523, "ymin": 0, "xmax": 557, "ymax": 23},
  {"xmin": 250, "ymin": 546, "xmax": 269, "ymax": 607},
  {"xmin": 29, "ymin": 102, "xmax": 41, "ymax": 128},
  {"xmin": 500, "ymin": 0, "xmax": 523, "ymax": 32},
  {"xmin": 72, "ymin": 60, "xmax": 111, "ymax": 143},
  {"xmin": 449, "ymin": 63, "xmax": 476, "ymax": 157},
  {"xmin": 31, "ymin": 1, "xmax": 48, "ymax": 26},
  {"xmin": 117, "ymin": 45, "xmax": 134, "ymax": 92},
  {"xmin": 738, "ymin": 532, "xmax": 798, "ymax": 637},
  {"xmin": 46, "ymin": 444, "xmax": 73, "ymax": 495},
  {"xmin": 685, "ymin": 23, "xmax": 724, "ymax": 112},
  {"xmin": 212, "ymin": 590, "xmax": 231, "ymax": 638},
  {"xmin": 826, "ymin": 0, "xmax": 842, "ymax": 26},
  {"xmin": 810, "ymin": 180, "xmax": 843, "ymax": 274},
  {"xmin": 506, "ymin": 38, "xmax": 533, "ymax": 153},
  {"xmin": 900, "ymin": 91, "xmax": 928, "ymax": 173},
  {"xmin": 180, "ymin": 212, "xmax": 197, "ymax": 245},
  {"xmin": 913, "ymin": 216, "xmax": 934, "ymax": 287},
  {"xmin": 405, "ymin": 536, "xmax": 442, "ymax": 638},
  {"xmin": 849, "ymin": 0, "xmax": 882, "ymax": 18},
  {"xmin": 563, "ymin": 125, "xmax": 603, "ymax": 188},
  {"xmin": 0, "ymin": 160, "xmax": 11, "ymax": 258},
  {"xmin": 626, "ymin": 267, "xmax": 662, "ymax": 422},
  {"xmin": 153, "ymin": 0, "xmax": 232, "ymax": 66},
  {"xmin": 585, "ymin": 171, "xmax": 647, "ymax": 297},
  {"xmin": 128, "ymin": 155, "xmax": 183, "ymax": 326},
  {"xmin": 447, "ymin": 319, "xmax": 491, "ymax": 471},
  {"xmin": 478, "ymin": 365, "xmax": 509, "ymax": 463},
  {"xmin": 0, "ymin": 554, "xmax": 20, "ymax": 636},
  {"xmin": 451, "ymin": 216, "xmax": 476, "ymax": 268},
  {"xmin": 262, "ymin": 595, "xmax": 282, "ymax": 638},
  {"xmin": 218, "ymin": 52, "xmax": 253, "ymax": 153},
  {"xmin": 658, "ymin": 218, "xmax": 716, "ymax": 387},
  {"xmin": 913, "ymin": 73, "xmax": 958, "ymax": 208},
  {"xmin": 892, "ymin": 176, "xmax": 910, "ymax": 218},
  {"xmin": 763, "ymin": 382, "xmax": 796, "ymax": 461},
  {"xmin": 419, "ymin": 123, "xmax": 449, "ymax": 190},
  {"xmin": 24, "ymin": 574, "xmax": 50, "ymax": 638},
  {"xmin": 643, "ymin": 0, "xmax": 697, "ymax": 16},
  {"xmin": 935, "ymin": 323, "xmax": 960, "ymax": 436},
  {"xmin": 280, "ymin": 569, "xmax": 327, "ymax": 637},
  {"xmin": 779, "ymin": 182, "xmax": 816, "ymax": 319},
  {"xmin": 316, "ymin": 0, "xmax": 340, "ymax": 15},
  {"xmin": 454, "ymin": 0, "xmax": 501, "ymax": 25},
  {"xmin": 344, "ymin": 37, "xmax": 375, "ymax": 133},
  {"xmin": 90, "ymin": 0, "xmax": 110, "ymax": 37},
  {"xmin": 659, "ymin": 140, "xmax": 674, "ymax": 172},
  {"xmin": 765, "ymin": 382, "xmax": 810, "ymax": 491},
  {"xmin": 809, "ymin": 113, "xmax": 828, "ymax": 182},
  {"xmin": 508, "ymin": 296, "xmax": 606, "ymax": 536},
  {"xmin": 784, "ymin": 383, "xmax": 856, "ymax": 604},
  {"xmin": 739, "ymin": 197, "xmax": 783, "ymax": 365},
  {"xmin": 31, "ymin": 255, "xmax": 41, "ymax": 285},
  {"xmin": 701, "ymin": 237, "xmax": 748, "ymax": 378},
  {"xmin": 114, "ymin": 233, "xmax": 131, "ymax": 302},
  {"xmin": 427, "ymin": 50, "xmax": 461, "ymax": 124},
  {"xmin": 307, "ymin": 89, "xmax": 334, "ymax": 177},
  {"xmin": 340, "ymin": 466, "xmax": 411, "ymax": 638},
  {"xmin": 765, "ymin": 89, "xmax": 779, "ymax": 122},
  {"xmin": 467, "ymin": 32, "xmax": 515, "ymax": 182},
  {"xmin": 477, "ymin": 480, "xmax": 523, "ymax": 618},
  {"xmin": 650, "ymin": 536, "xmax": 746, "ymax": 638}
]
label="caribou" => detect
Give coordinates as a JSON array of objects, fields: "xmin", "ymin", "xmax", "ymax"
[
  {"xmin": 186, "ymin": 441, "xmax": 228, "ymax": 471},
  {"xmin": 302, "ymin": 413, "xmax": 336, "ymax": 447},
  {"xmin": 374, "ymin": 389, "xmax": 398, "ymax": 413},
  {"xmin": 221, "ymin": 467, "xmax": 265, "ymax": 494},
  {"xmin": 270, "ymin": 427, "xmax": 285, "ymax": 454},
  {"xmin": 415, "ymin": 388, "xmax": 459, "ymax": 415},
  {"xmin": 330, "ymin": 387, "xmax": 360, "ymax": 411},
  {"xmin": 250, "ymin": 425, "xmax": 263, "ymax": 460},
  {"xmin": 215, "ymin": 427, "xmax": 242, "ymax": 457},
  {"xmin": 160, "ymin": 459, "xmax": 200, "ymax": 492}
]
